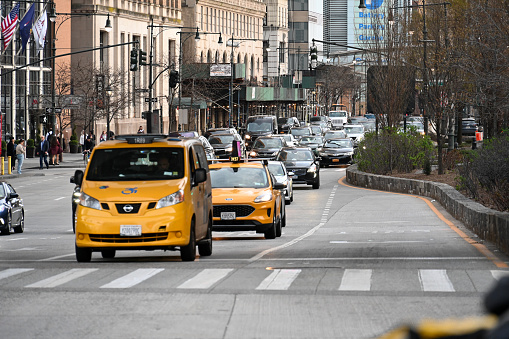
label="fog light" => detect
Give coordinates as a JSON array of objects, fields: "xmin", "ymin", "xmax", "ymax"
[
  {"xmin": 78, "ymin": 233, "xmax": 85, "ymax": 240},
  {"xmin": 175, "ymin": 231, "xmax": 182, "ymax": 238}
]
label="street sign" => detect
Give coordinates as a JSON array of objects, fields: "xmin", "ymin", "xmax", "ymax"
[
  {"xmin": 135, "ymin": 88, "xmax": 149, "ymax": 93},
  {"xmin": 54, "ymin": 108, "xmax": 62, "ymax": 114},
  {"xmin": 144, "ymin": 98, "xmax": 158, "ymax": 103},
  {"xmin": 45, "ymin": 107, "xmax": 52, "ymax": 113}
]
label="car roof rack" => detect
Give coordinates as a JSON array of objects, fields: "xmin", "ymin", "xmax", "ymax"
[{"xmin": 115, "ymin": 134, "xmax": 168, "ymax": 144}]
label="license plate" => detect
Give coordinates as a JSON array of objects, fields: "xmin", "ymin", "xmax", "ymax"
[
  {"xmin": 120, "ymin": 225, "xmax": 142, "ymax": 237},
  {"xmin": 221, "ymin": 212, "xmax": 236, "ymax": 220},
  {"xmin": 332, "ymin": 159, "xmax": 339, "ymax": 162}
]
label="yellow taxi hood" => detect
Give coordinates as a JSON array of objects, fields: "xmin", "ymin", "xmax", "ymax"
[
  {"xmin": 212, "ymin": 187, "xmax": 271, "ymax": 204},
  {"xmin": 81, "ymin": 178, "xmax": 187, "ymax": 202}
]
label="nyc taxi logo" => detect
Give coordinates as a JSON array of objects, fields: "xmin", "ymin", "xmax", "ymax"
[{"xmin": 122, "ymin": 187, "xmax": 138, "ymax": 195}]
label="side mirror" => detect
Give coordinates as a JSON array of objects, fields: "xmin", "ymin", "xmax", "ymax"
[
  {"xmin": 288, "ymin": 171, "xmax": 294, "ymax": 176},
  {"xmin": 194, "ymin": 168, "xmax": 207, "ymax": 185},
  {"xmin": 273, "ymin": 182, "xmax": 285, "ymax": 190},
  {"xmin": 74, "ymin": 170, "xmax": 84, "ymax": 186},
  {"xmin": 8, "ymin": 192, "xmax": 19, "ymax": 199}
]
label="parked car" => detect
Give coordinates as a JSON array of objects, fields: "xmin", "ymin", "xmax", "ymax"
[
  {"xmin": 319, "ymin": 138, "xmax": 355, "ymax": 167},
  {"xmin": 323, "ymin": 130, "xmax": 347, "ymax": 141},
  {"xmin": 249, "ymin": 136, "xmax": 288, "ymax": 159},
  {"xmin": 267, "ymin": 160, "xmax": 294, "ymax": 205},
  {"xmin": 289, "ymin": 126, "xmax": 314, "ymax": 140},
  {"xmin": 277, "ymin": 117, "xmax": 300, "ymax": 134},
  {"xmin": 400, "ymin": 121, "xmax": 425, "ymax": 136},
  {"xmin": 275, "ymin": 147, "xmax": 320, "ymax": 189},
  {"xmin": 208, "ymin": 133, "xmax": 245, "ymax": 159},
  {"xmin": 364, "ymin": 113, "xmax": 376, "ymax": 121},
  {"xmin": 462, "ymin": 118, "xmax": 479, "ymax": 137},
  {"xmin": 0, "ymin": 181, "xmax": 24, "ymax": 235},
  {"xmin": 298, "ymin": 136, "xmax": 325, "ymax": 156},
  {"xmin": 343, "ymin": 124, "xmax": 366, "ymax": 146}
]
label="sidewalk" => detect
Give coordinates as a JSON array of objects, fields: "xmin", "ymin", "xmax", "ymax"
[{"xmin": 1, "ymin": 152, "xmax": 86, "ymax": 179}]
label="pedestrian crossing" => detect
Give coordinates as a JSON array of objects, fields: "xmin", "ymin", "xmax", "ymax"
[{"xmin": 1, "ymin": 267, "xmax": 507, "ymax": 292}]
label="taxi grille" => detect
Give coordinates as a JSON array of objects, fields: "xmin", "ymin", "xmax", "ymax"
[
  {"xmin": 213, "ymin": 205, "xmax": 255, "ymax": 218},
  {"xmin": 115, "ymin": 203, "xmax": 141, "ymax": 214},
  {"xmin": 89, "ymin": 233, "xmax": 168, "ymax": 243}
]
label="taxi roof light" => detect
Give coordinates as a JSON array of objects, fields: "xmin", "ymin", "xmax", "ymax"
[{"xmin": 115, "ymin": 134, "xmax": 168, "ymax": 144}]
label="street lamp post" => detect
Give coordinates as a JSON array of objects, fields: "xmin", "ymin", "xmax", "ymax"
[{"xmin": 105, "ymin": 85, "xmax": 113, "ymax": 138}]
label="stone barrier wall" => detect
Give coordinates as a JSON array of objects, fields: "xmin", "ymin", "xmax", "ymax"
[{"xmin": 346, "ymin": 165, "xmax": 509, "ymax": 256}]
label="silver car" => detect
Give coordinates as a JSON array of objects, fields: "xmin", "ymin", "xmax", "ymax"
[{"xmin": 267, "ymin": 161, "xmax": 294, "ymax": 205}]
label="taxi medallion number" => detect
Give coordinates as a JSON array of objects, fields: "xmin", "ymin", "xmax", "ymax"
[
  {"xmin": 221, "ymin": 212, "xmax": 236, "ymax": 220},
  {"xmin": 120, "ymin": 225, "xmax": 142, "ymax": 236}
]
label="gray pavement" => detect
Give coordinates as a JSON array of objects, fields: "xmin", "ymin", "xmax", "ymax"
[{"xmin": 0, "ymin": 151, "xmax": 85, "ymax": 179}]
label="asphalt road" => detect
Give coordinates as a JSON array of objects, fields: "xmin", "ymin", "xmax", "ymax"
[{"xmin": 0, "ymin": 161, "xmax": 507, "ymax": 339}]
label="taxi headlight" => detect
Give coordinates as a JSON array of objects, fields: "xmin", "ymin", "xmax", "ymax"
[
  {"xmin": 307, "ymin": 164, "xmax": 317, "ymax": 173},
  {"xmin": 156, "ymin": 189, "xmax": 184, "ymax": 209},
  {"xmin": 254, "ymin": 191, "xmax": 272, "ymax": 203},
  {"xmin": 79, "ymin": 192, "xmax": 101, "ymax": 210}
]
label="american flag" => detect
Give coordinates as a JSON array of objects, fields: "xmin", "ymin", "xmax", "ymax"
[{"xmin": 1, "ymin": 3, "xmax": 20, "ymax": 50}]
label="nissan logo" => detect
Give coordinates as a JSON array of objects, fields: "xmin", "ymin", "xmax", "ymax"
[{"xmin": 123, "ymin": 205, "xmax": 134, "ymax": 213}]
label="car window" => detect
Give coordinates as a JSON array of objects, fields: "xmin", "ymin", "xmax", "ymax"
[
  {"xmin": 278, "ymin": 150, "xmax": 313, "ymax": 161},
  {"xmin": 86, "ymin": 148, "xmax": 185, "ymax": 181},
  {"xmin": 344, "ymin": 126, "xmax": 364, "ymax": 133},
  {"xmin": 268, "ymin": 163, "xmax": 285, "ymax": 176},
  {"xmin": 209, "ymin": 135, "xmax": 234, "ymax": 144},
  {"xmin": 194, "ymin": 145, "xmax": 209, "ymax": 171},
  {"xmin": 247, "ymin": 121, "xmax": 273, "ymax": 132},
  {"xmin": 0, "ymin": 185, "xmax": 5, "ymax": 199},
  {"xmin": 210, "ymin": 167, "xmax": 269, "ymax": 188},
  {"xmin": 325, "ymin": 140, "xmax": 351, "ymax": 148}
]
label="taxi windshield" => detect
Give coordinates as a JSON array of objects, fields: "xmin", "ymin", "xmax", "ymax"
[
  {"xmin": 210, "ymin": 167, "xmax": 269, "ymax": 188},
  {"xmin": 86, "ymin": 148, "xmax": 185, "ymax": 181}
]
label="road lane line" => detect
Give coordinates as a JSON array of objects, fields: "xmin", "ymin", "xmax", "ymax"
[
  {"xmin": 339, "ymin": 177, "xmax": 508, "ymax": 268},
  {"xmin": 491, "ymin": 270, "xmax": 509, "ymax": 280},
  {"xmin": 338, "ymin": 269, "xmax": 372, "ymax": 291},
  {"xmin": 39, "ymin": 253, "xmax": 76, "ymax": 261},
  {"xmin": 26, "ymin": 268, "xmax": 98, "ymax": 288},
  {"xmin": 177, "ymin": 269, "xmax": 233, "ymax": 289},
  {"xmin": 54, "ymin": 197, "xmax": 65, "ymax": 201},
  {"xmin": 0, "ymin": 268, "xmax": 33, "ymax": 280},
  {"xmin": 418, "ymin": 269, "xmax": 455, "ymax": 292},
  {"xmin": 256, "ymin": 269, "xmax": 301, "ymax": 290},
  {"xmin": 100, "ymin": 268, "xmax": 164, "ymax": 288}
]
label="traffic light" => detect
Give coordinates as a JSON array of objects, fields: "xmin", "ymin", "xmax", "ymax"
[
  {"xmin": 310, "ymin": 46, "xmax": 318, "ymax": 61},
  {"xmin": 139, "ymin": 50, "xmax": 147, "ymax": 66},
  {"xmin": 130, "ymin": 49, "xmax": 138, "ymax": 71},
  {"xmin": 169, "ymin": 70, "xmax": 179, "ymax": 88},
  {"xmin": 39, "ymin": 115, "xmax": 48, "ymax": 124}
]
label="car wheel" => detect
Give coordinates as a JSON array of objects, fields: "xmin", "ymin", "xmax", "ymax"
[
  {"xmin": 180, "ymin": 220, "xmax": 197, "ymax": 261},
  {"xmin": 290, "ymin": 188, "xmax": 294, "ymax": 202},
  {"xmin": 281, "ymin": 204, "xmax": 286, "ymax": 229},
  {"xmin": 275, "ymin": 216, "xmax": 282, "ymax": 237},
  {"xmin": 264, "ymin": 208, "xmax": 277, "ymax": 239},
  {"xmin": 312, "ymin": 174, "xmax": 320, "ymax": 189},
  {"xmin": 101, "ymin": 250, "xmax": 116, "ymax": 259},
  {"xmin": 72, "ymin": 205, "xmax": 76, "ymax": 233},
  {"xmin": 76, "ymin": 244, "xmax": 92, "ymax": 262},
  {"xmin": 13, "ymin": 211, "xmax": 24, "ymax": 233},
  {"xmin": 198, "ymin": 216, "xmax": 213, "ymax": 257},
  {"xmin": 1, "ymin": 213, "xmax": 11, "ymax": 235}
]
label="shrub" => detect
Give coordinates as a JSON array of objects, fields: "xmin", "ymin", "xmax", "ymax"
[{"xmin": 27, "ymin": 139, "xmax": 35, "ymax": 148}]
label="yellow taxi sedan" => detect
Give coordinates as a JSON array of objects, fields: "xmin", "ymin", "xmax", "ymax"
[{"xmin": 209, "ymin": 161, "xmax": 286, "ymax": 239}]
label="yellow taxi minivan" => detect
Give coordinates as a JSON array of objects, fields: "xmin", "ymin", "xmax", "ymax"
[{"xmin": 72, "ymin": 135, "xmax": 213, "ymax": 262}]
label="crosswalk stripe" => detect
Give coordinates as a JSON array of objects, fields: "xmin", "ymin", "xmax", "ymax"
[
  {"xmin": 419, "ymin": 269, "xmax": 455, "ymax": 292},
  {"xmin": 491, "ymin": 270, "xmax": 509, "ymax": 280},
  {"xmin": 100, "ymin": 268, "xmax": 164, "ymax": 289},
  {"xmin": 256, "ymin": 269, "xmax": 301, "ymax": 290},
  {"xmin": 26, "ymin": 269, "xmax": 98, "ymax": 288},
  {"xmin": 338, "ymin": 269, "xmax": 372, "ymax": 291},
  {"xmin": 0, "ymin": 268, "xmax": 34, "ymax": 281},
  {"xmin": 177, "ymin": 269, "xmax": 233, "ymax": 289}
]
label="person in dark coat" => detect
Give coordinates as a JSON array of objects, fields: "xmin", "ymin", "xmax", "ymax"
[
  {"xmin": 6, "ymin": 137, "xmax": 16, "ymax": 172},
  {"xmin": 36, "ymin": 135, "xmax": 50, "ymax": 169}
]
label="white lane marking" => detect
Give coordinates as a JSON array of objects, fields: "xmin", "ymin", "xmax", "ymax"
[
  {"xmin": 54, "ymin": 197, "xmax": 65, "ymax": 201},
  {"xmin": 177, "ymin": 269, "xmax": 233, "ymax": 289},
  {"xmin": 338, "ymin": 269, "xmax": 372, "ymax": 291},
  {"xmin": 39, "ymin": 253, "xmax": 76, "ymax": 261},
  {"xmin": 6, "ymin": 238, "xmax": 28, "ymax": 241},
  {"xmin": 26, "ymin": 268, "xmax": 98, "ymax": 288},
  {"xmin": 491, "ymin": 270, "xmax": 509, "ymax": 280},
  {"xmin": 0, "ymin": 268, "xmax": 34, "ymax": 280},
  {"xmin": 256, "ymin": 269, "xmax": 301, "ymax": 290},
  {"xmin": 419, "ymin": 269, "xmax": 455, "ymax": 292},
  {"xmin": 330, "ymin": 241, "xmax": 426, "ymax": 244},
  {"xmin": 101, "ymin": 268, "xmax": 164, "ymax": 289}
]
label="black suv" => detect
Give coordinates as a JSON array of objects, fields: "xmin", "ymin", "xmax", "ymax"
[
  {"xmin": 275, "ymin": 147, "xmax": 320, "ymax": 189},
  {"xmin": 244, "ymin": 115, "xmax": 278, "ymax": 150}
]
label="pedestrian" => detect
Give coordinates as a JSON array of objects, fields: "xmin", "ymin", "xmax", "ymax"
[
  {"xmin": 79, "ymin": 130, "xmax": 85, "ymax": 150},
  {"xmin": 50, "ymin": 136, "xmax": 61, "ymax": 165},
  {"xmin": 88, "ymin": 131, "xmax": 96, "ymax": 147},
  {"xmin": 36, "ymin": 135, "xmax": 50, "ymax": 169},
  {"xmin": 84, "ymin": 134, "xmax": 94, "ymax": 153},
  {"xmin": 100, "ymin": 131, "xmax": 107, "ymax": 142},
  {"xmin": 137, "ymin": 126, "xmax": 144, "ymax": 134},
  {"xmin": 15, "ymin": 139, "xmax": 26, "ymax": 175},
  {"xmin": 7, "ymin": 136, "xmax": 16, "ymax": 172}
]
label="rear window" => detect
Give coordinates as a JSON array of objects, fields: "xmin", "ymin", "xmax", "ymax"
[
  {"xmin": 210, "ymin": 167, "xmax": 269, "ymax": 188},
  {"xmin": 86, "ymin": 148, "xmax": 185, "ymax": 181}
]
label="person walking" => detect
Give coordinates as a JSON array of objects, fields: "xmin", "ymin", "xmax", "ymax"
[
  {"xmin": 79, "ymin": 130, "xmax": 85, "ymax": 151},
  {"xmin": 137, "ymin": 126, "xmax": 144, "ymax": 134},
  {"xmin": 100, "ymin": 131, "xmax": 107, "ymax": 142},
  {"xmin": 36, "ymin": 135, "xmax": 50, "ymax": 169},
  {"xmin": 15, "ymin": 139, "xmax": 26, "ymax": 175},
  {"xmin": 7, "ymin": 136, "xmax": 16, "ymax": 172},
  {"xmin": 50, "ymin": 136, "xmax": 61, "ymax": 165}
]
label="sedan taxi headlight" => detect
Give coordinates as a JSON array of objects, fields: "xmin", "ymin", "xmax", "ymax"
[
  {"xmin": 156, "ymin": 189, "xmax": 184, "ymax": 209},
  {"xmin": 307, "ymin": 164, "xmax": 317, "ymax": 173},
  {"xmin": 79, "ymin": 192, "xmax": 101, "ymax": 210},
  {"xmin": 254, "ymin": 191, "xmax": 273, "ymax": 203}
]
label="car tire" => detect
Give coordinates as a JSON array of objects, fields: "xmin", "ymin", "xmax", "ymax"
[
  {"xmin": 198, "ymin": 216, "xmax": 213, "ymax": 257},
  {"xmin": 101, "ymin": 250, "xmax": 116, "ymax": 259},
  {"xmin": 72, "ymin": 205, "xmax": 76, "ymax": 234},
  {"xmin": 76, "ymin": 244, "xmax": 92, "ymax": 262},
  {"xmin": 264, "ymin": 209, "xmax": 277, "ymax": 239},
  {"xmin": 275, "ymin": 216, "xmax": 282, "ymax": 237},
  {"xmin": 290, "ymin": 190, "xmax": 294, "ymax": 203},
  {"xmin": 281, "ymin": 204, "xmax": 286, "ymax": 229},
  {"xmin": 13, "ymin": 211, "xmax": 24, "ymax": 233},
  {"xmin": 312, "ymin": 174, "xmax": 320, "ymax": 189},
  {"xmin": 1, "ymin": 213, "xmax": 11, "ymax": 235},
  {"xmin": 180, "ymin": 220, "xmax": 197, "ymax": 261}
]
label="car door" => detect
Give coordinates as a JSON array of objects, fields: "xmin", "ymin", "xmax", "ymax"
[
  {"xmin": 6, "ymin": 184, "xmax": 21, "ymax": 225},
  {"xmin": 191, "ymin": 144, "xmax": 211, "ymax": 239}
]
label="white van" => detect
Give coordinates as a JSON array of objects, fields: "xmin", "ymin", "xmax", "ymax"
[{"xmin": 328, "ymin": 111, "xmax": 349, "ymax": 129}]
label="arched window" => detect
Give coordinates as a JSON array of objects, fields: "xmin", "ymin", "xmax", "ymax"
[
  {"xmin": 215, "ymin": 50, "xmax": 219, "ymax": 63},
  {"xmin": 207, "ymin": 50, "xmax": 212, "ymax": 63}
]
